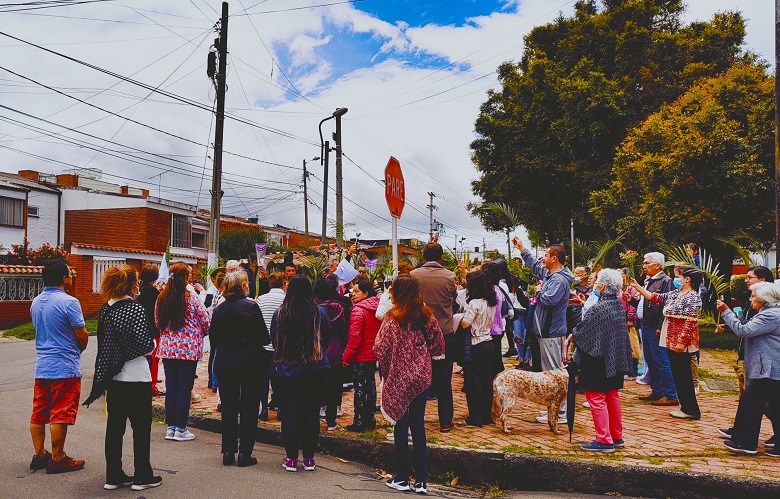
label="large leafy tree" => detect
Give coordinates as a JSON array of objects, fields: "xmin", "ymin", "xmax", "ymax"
[
  {"xmin": 470, "ymin": 0, "xmax": 746, "ymax": 242},
  {"xmin": 591, "ymin": 62, "xmax": 774, "ymax": 267},
  {"xmin": 219, "ymin": 226, "xmax": 268, "ymax": 260}
]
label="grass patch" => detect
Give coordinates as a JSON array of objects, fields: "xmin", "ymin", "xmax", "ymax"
[
  {"xmin": 426, "ymin": 435, "xmax": 439, "ymax": 444},
  {"xmin": 699, "ymin": 324, "xmax": 738, "ymax": 350},
  {"xmin": 501, "ymin": 444, "xmax": 541, "ymax": 455},
  {"xmin": 480, "ymin": 484, "xmax": 506, "ymax": 498},
  {"xmin": 3, "ymin": 319, "xmax": 98, "ymax": 341},
  {"xmin": 647, "ymin": 457, "xmax": 664, "ymax": 465},
  {"xmin": 698, "ymin": 367, "xmax": 732, "ymax": 380},
  {"xmin": 677, "ymin": 459, "xmax": 692, "ymax": 468},
  {"xmin": 358, "ymin": 430, "xmax": 384, "ymax": 442}
]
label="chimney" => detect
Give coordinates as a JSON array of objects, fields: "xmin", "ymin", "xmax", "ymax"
[
  {"xmin": 121, "ymin": 186, "xmax": 129, "ymax": 195},
  {"xmin": 141, "ymin": 189, "xmax": 149, "ymax": 197},
  {"xmin": 18, "ymin": 170, "xmax": 40, "ymax": 181},
  {"xmin": 55, "ymin": 174, "xmax": 79, "ymax": 187}
]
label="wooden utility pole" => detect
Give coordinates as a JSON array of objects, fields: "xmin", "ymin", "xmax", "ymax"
[
  {"xmin": 303, "ymin": 159, "xmax": 310, "ymax": 243},
  {"xmin": 427, "ymin": 191, "xmax": 435, "ymax": 241},
  {"xmin": 207, "ymin": 2, "xmax": 228, "ymax": 268}
]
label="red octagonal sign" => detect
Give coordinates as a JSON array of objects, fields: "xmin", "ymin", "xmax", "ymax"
[{"xmin": 384, "ymin": 156, "xmax": 405, "ymax": 218}]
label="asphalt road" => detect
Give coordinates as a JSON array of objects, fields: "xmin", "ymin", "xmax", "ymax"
[{"xmin": 0, "ymin": 337, "xmax": 627, "ymax": 499}]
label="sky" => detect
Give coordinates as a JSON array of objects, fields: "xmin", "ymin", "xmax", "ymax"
[{"xmin": 0, "ymin": 0, "xmax": 773, "ymax": 258}]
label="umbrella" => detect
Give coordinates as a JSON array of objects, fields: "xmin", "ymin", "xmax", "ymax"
[{"xmin": 565, "ymin": 362, "xmax": 580, "ymax": 442}]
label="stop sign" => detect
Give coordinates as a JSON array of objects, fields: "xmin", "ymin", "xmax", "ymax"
[{"xmin": 384, "ymin": 156, "xmax": 405, "ymax": 218}]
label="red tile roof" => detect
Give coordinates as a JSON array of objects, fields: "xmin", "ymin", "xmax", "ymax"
[
  {"xmin": 70, "ymin": 243, "xmax": 206, "ymax": 262},
  {"xmin": 0, "ymin": 265, "xmax": 43, "ymax": 274}
]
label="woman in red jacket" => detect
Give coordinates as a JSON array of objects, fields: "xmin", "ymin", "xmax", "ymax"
[{"xmin": 342, "ymin": 277, "xmax": 381, "ymax": 432}]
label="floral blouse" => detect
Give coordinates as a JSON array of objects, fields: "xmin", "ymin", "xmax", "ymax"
[
  {"xmin": 650, "ymin": 289, "xmax": 701, "ymax": 352},
  {"xmin": 156, "ymin": 292, "xmax": 211, "ymax": 361}
]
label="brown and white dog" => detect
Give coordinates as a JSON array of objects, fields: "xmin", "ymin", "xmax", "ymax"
[{"xmin": 491, "ymin": 368, "xmax": 568, "ymax": 435}]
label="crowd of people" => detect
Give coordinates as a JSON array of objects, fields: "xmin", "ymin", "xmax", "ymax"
[{"xmin": 25, "ymin": 240, "xmax": 780, "ymax": 493}]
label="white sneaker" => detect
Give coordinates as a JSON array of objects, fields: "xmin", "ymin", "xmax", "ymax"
[
  {"xmin": 173, "ymin": 429, "xmax": 195, "ymax": 441},
  {"xmin": 165, "ymin": 428, "xmax": 175, "ymax": 440},
  {"xmin": 636, "ymin": 376, "xmax": 649, "ymax": 385},
  {"xmin": 327, "ymin": 424, "xmax": 340, "ymax": 431},
  {"xmin": 583, "ymin": 401, "xmax": 591, "ymax": 408},
  {"xmin": 337, "ymin": 406, "xmax": 344, "ymax": 417},
  {"xmin": 536, "ymin": 413, "xmax": 567, "ymax": 424},
  {"xmin": 319, "ymin": 406, "xmax": 326, "ymax": 418}
]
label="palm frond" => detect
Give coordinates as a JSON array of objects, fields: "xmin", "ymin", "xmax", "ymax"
[
  {"xmin": 665, "ymin": 246, "xmax": 729, "ymax": 296},
  {"xmin": 590, "ymin": 233, "xmax": 624, "ymax": 268},
  {"xmin": 295, "ymin": 255, "xmax": 328, "ymax": 283},
  {"xmin": 573, "ymin": 239, "xmax": 593, "ymax": 268},
  {"xmin": 715, "ymin": 234, "xmax": 762, "ymax": 267},
  {"xmin": 484, "ymin": 202, "xmax": 522, "ymax": 229}
]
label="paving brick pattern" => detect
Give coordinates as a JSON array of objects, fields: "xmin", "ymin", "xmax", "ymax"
[{"xmin": 169, "ymin": 347, "xmax": 778, "ymax": 483}]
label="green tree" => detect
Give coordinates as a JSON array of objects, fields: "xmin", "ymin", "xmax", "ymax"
[
  {"xmin": 218, "ymin": 226, "xmax": 268, "ymax": 260},
  {"xmin": 470, "ymin": 0, "xmax": 746, "ymax": 242},
  {"xmin": 591, "ymin": 62, "xmax": 774, "ymax": 278}
]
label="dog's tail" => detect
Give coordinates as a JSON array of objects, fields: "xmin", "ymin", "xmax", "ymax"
[{"xmin": 491, "ymin": 381, "xmax": 501, "ymax": 421}]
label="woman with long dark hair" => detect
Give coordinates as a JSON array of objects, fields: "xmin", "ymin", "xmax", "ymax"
[
  {"xmin": 483, "ymin": 261, "xmax": 511, "ymax": 378},
  {"xmin": 210, "ymin": 271, "xmax": 271, "ymax": 467},
  {"xmin": 135, "ymin": 264, "xmax": 161, "ymax": 396},
  {"xmin": 459, "ymin": 270, "xmax": 498, "ymax": 428},
  {"xmin": 271, "ymin": 275, "xmax": 330, "ymax": 472},
  {"xmin": 155, "ymin": 263, "xmax": 211, "ymax": 442},
  {"xmin": 313, "ymin": 278, "xmax": 348, "ymax": 431},
  {"xmin": 376, "ymin": 274, "xmax": 444, "ymax": 494},
  {"xmin": 84, "ymin": 265, "xmax": 161, "ymax": 491}
]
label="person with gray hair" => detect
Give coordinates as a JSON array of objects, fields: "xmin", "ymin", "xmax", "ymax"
[
  {"xmin": 627, "ymin": 252, "xmax": 677, "ymax": 406},
  {"xmin": 716, "ymin": 282, "xmax": 780, "ymax": 457},
  {"xmin": 572, "ymin": 268, "xmax": 633, "ymax": 453}
]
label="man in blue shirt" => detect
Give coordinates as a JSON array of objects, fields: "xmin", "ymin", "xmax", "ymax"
[{"xmin": 29, "ymin": 259, "xmax": 89, "ymax": 474}]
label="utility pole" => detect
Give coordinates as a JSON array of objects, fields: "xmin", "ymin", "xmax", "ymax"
[
  {"xmin": 427, "ymin": 192, "xmax": 436, "ymax": 241},
  {"xmin": 303, "ymin": 159, "xmax": 309, "ymax": 243},
  {"xmin": 483, "ymin": 237, "xmax": 486, "ymax": 256},
  {"xmin": 506, "ymin": 228, "xmax": 511, "ymax": 260},
  {"xmin": 206, "ymin": 2, "xmax": 228, "ymax": 268},
  {"xmin": 321, "ymin": 140, "xmax": 330, "ymax": 245},
  {"xmin": 333, "ymin": 108, "xmax": 348, "ymax": 246}
]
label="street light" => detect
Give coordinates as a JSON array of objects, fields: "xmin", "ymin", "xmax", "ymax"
[
  {"xmin": 319, "ymin": 107, "xmax": 348, "ymax": 246},
  {"xmin": 318, "ymin": 116, "xmax": 334, "ymax": 245},
  {"xmin": 303, "ymin": 156, "xmax": 320, "ymax": 244}
]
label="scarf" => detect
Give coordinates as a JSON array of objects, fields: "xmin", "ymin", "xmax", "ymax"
[
  {"xmin": 572, "ymin": 294, "xmax": 632, "ymax": 379},
  {"xmin": 84, "ymin": 299, "xmax": 155, "ymax": 406}
]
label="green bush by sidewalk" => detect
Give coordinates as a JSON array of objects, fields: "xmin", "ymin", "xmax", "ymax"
[{"xmin": 3, "ymin": 320, "xmax": 98, "ymax": 341}]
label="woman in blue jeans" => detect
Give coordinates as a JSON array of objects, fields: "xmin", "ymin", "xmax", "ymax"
[
  {"xmin": 374, "ymin": 274, "xmax": 445, "ymax": 494},
  {"xmin": 155, "ymin": 263, "xmax": 211, "ymax": 442}
]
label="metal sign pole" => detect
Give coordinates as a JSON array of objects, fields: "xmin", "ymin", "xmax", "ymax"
[{"xmin": 392, "ymin": 217, "xmax": 399, "ymax": 277}]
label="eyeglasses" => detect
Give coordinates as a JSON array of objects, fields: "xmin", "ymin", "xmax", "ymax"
[{"xmin": 745, "ymin": 275, "xmax": 759, "ymax": 281}]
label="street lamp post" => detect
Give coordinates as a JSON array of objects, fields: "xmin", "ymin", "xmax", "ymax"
[
  {"xmin": 319, "ymin": 117, "xmax": 334, "ymax": 246},
  {"xmin": 333, "ymin": 107, "xmax": 348, "ymax": 246}
]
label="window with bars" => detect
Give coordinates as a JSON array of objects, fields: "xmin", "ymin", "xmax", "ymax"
[
  {"xmin": 171, "ymin": 214, "xmax": 192, "ymax": 248},
  {"xmin": 0, "ymin": 196, "xmax": 24, "ymax": 227},
  {"xmin": 92, "ymin": 258, "xmax": 126, "ymax": 293}
]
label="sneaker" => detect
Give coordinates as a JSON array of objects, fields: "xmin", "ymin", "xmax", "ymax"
[
  {"xmin": 766, "ymin": 447, "xmax": 780, "ymax": 458},
  {"xmin": 282, "ymin": 458, "xmax": 298, "ymax": 472},
  {"xmin": 319, "ymin": 406, "xmax": 327, "ymax": 418},
  {"xmin": 173, "ymin": 429, "xmax": 196, "ymax": 441},
  {"xmin": 724, "ymin": 439, "xmax": 757, "ymax": 455},
  {"xmin": 765, "ymin": 436, "xmax": 776, "ymax": 449},
  {"xmin": 104, "ymin": 473, "xmax": 134, "ymax": 490},
  {"xmin": 503, "ymin": 349, "xmax": 518, "ymax": 358},
  {"xmin": 670, "ymin": 410, "xmax": 700, "ymax": 420},
  {"xmin": 30, "ymin": 451, "xmax": 51, "ymax": 471},
  {"xmin": 717, "ymin": 427, "xmax": 733, "ymax": 439},
  {"xmin": 412, "ymin": 481, "xmax": 428, "ymax": 494},
  {"xmin": 386, "ymin": 477, "xmax": 410, "ymax": 491},
  {"xmin": 613, "ymin": 439, "xmax": 625, "ymax": 448},
  {"xmin": 237, "ymin": 454, "xmax": 257, "ymax": 467},
  {"xmin": 131, "ymin": 476, "xmax": 162, "ymax": 491},
  {"xmin": 327, "ymin": 424, "xmax": 340, "ymax": 431},
  {"xmin": 165, "ymin": 428, "xmax": 175, "ymax": 440},
  {"xmin": 463, "ymin": 418, "xmax": 482, "ymax": 428},
  {"xmin": 440, "ymin": 423, "xmax": 454, "ymax": 433},
  {"xmin": 345, "ymin": 424, "xmax": 368, "ymax": 432},
  {"xmin": 337, "ymin": 406, "xmax": 344, "ymax": 417},
  {"xmin": 258, "ymin": 410, "xmax": 269, "ymax": 422},
  {"xmin": 651, "ymin": 397, "xmax": 679, "ymax": 406},
  {"xmin": 583, "ymin": 401, "xmax": 590, "ymax": 408},
  {"xmin": 581, "ymin": 441, "xmax": 615, "ymax": 453},
  {"xmin": 536, "ymin": 413, "xmax": 567, "ymax": 424},
  {"xmin": 386, "ymin": 431, "xmax": 395, "ymax": 441},
  {"xmin": 635, "ymin": 377, "xmax": 649, "ymax": 385},
  {"xmin": 623, "ymin": 375, "xmax": 637, "ymax": 381},
  {"xmin": 46, "ymin": 455, "xmax": 85, "ymax": 474},
  {"xmin": 303, "ymin": 458, "xmax": 315, "ymax": 471}
]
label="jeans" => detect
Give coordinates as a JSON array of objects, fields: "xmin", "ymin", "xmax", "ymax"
[
  {"xmin": 731, "ymin": 378, "xmax": 780, "ymax": 450},
  {"xmin": 162, "ymin": 359, "xmax": 198, "ymax": 430},
  {"xmin": 586, "ymin": 390, "xmax": 622, "ymax": 445},
  {"xmin": 277, "ymin": 372, "xmax": 328, "ymax": 459},
  {"xmin": 639, "ymin": 323, "xmax": 676, "ymax": 399},
  {"xmin": 352, "ymin": 362, "xmax": 377, "ymax": 429},
  {"xmin": 215, "ymin": 366, "xmax": 263, "ymax": 455},
  {"xmin": 430, "ymin": 334, "xmax": 454, "ymax": 426},
  {"xmin": 393, "ymin": 387, "xmax": 429, "ymax": 483},
  {"xmin": 325, "ymin": 365, "xmax": 345, "ymax": 427},
  {"xmin": 105, "ymin": 381, "xmax": 153, "ymax": 482},
  {"xmin": 463, "ymin": 340, "xmax": 493, "ymax": 426},
  {"xmin": 668, "ymin": 350, "xmax": 700, "ymax": 416}
]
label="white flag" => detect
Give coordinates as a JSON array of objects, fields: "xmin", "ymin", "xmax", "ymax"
[{"xmin": 158, "ymin": 253, "xmax": 169, "ymax": 284}]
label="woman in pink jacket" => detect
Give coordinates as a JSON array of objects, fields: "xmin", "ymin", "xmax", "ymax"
[{"xmin": 342, "ymin": 278, "xmax": 381, "ymax": 432}]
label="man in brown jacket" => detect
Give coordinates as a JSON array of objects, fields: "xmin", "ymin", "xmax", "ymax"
[{"xmin": 410, "ymin": 242, "xmax": 458, "ymax": 432}]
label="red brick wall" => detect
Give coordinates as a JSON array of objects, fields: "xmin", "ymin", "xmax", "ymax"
[
  {"xmin": 65, "ymin": 207, "xmax": 171, "ymax": 253},
  {"xmin": 0, "ymin": 301, "xmax": 33, "ymax": 329},
  {"xmin": 66, "ymin": 255, "xmax": 146, "ymax": 318},
  {"xmin": 288, "ymin": 232, "xmax": 333, "ymax": 248}
]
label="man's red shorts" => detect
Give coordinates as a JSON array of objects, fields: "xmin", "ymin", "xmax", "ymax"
[{"xmin": 30, "ymin": 378, "xmax": 81, "ymax": 425}]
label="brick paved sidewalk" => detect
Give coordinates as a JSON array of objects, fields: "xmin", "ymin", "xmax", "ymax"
[{"xmin": 165, "ymin": 347, "xmax": 778, "ymax": 484}]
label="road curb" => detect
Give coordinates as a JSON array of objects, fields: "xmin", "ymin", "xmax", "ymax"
[{"xmin": 153, "ymin": 406, "xmax": 780, "ymax": 498}]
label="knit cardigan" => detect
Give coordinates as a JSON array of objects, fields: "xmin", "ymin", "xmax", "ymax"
[{"xmin": 374, "ymin": 315, "xmax": 445, "ymax": 425}]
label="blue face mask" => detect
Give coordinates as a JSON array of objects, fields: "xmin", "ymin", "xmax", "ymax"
[
  {"xmin": 673, "ymin": 277, "xmax": 682, "ymax": 289},
  {"xmin": 593, "ymin": 289, "xmax": 601, "ymax": 297}
]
